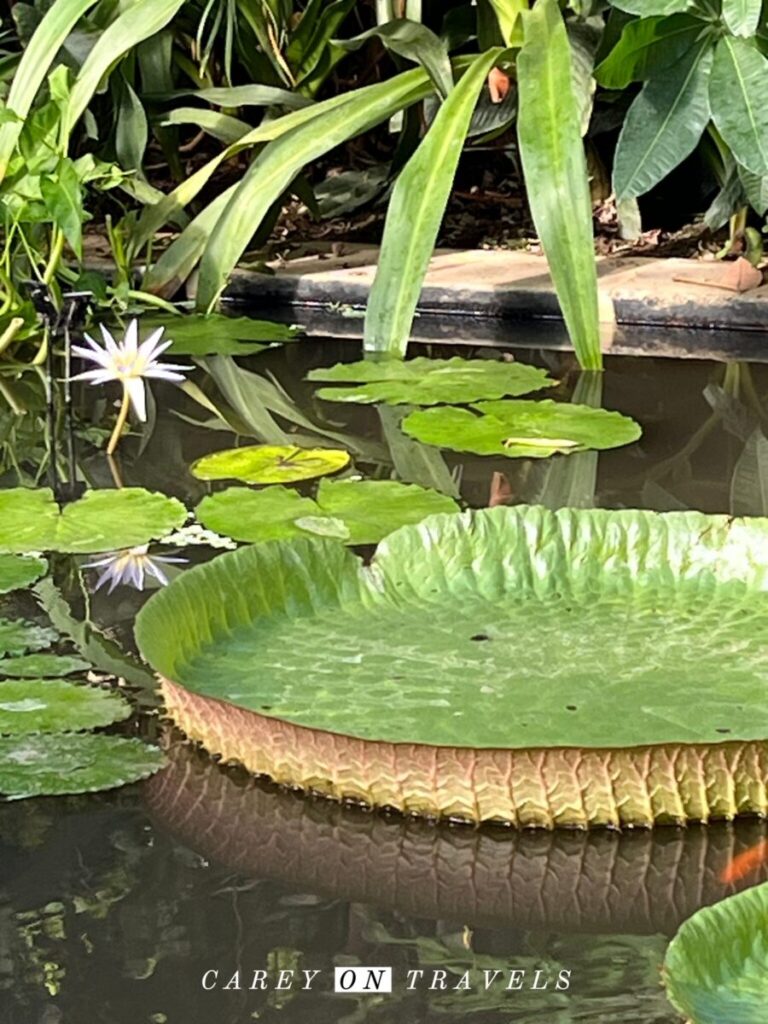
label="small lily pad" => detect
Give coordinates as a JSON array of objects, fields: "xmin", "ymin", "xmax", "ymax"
[
  {"xmin": 308, "ymin": 356, "xmax": 555, "ymax": 405},
  {"xmin": 0, "ymin": 555, "xmax": 47, "ymax": 593},
  {"xmin": 402, "ymin": 399, "xmax": 641, "ymax": 458},
  {"xmin": 191, "ymin": 445, "xmax": 351, "ymax": 484},
  {"xmin": 664, "ymin": 882, "xmax": 768, "ymax": 1024},
  {"xmin": 144, "ymin": 313, "xmax": 299, "ymax": 356},
  {"xmin": 0, "ymin": 619, "xmax": 58, "ymax": 658},
  {"xmin": 0, "ymin": 679, "xmax": 131, "ymax": 735},
  {"xmin": 0, "ymin": 654, "xmax": 91, "ymax": 678},
  {"xmin": 0, "ymin": 488, "xmax": 187, "ymax": 554},
  {"xmin": 195, "ymin": 479, "xmax": 460, "ymax": 546},
  {"xmin": 0, "ymin": 733, "xmax": 165, "ymax": 799}
]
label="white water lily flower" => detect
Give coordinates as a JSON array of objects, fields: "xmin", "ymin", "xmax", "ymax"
[
  {"xmin": 71, "ymin": 319, "xmax": 189, "ymax": 426},
  {"xmin": 84, "ymin": 545, "xmax": 186, "ymax": 593}
]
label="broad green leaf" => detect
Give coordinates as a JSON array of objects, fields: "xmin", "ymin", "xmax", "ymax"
[
  {"xmin": 594, "ymin": 14, "xmax": 704, "ymax": 90},
  {"xmin": 611, "ymin": 0, "xmax": 694, "ymax": 12},
  {"xmin": 142, "ymin": 313, "xmax": 299, "ymax": 355},
  {"xmin": 195, "ymin": 66, "xmax": 436, "ymax": 311},
  {"xmin": 710, "ymin": 36, "xmax": 768, "ymax": 177},
  {"xmin": 337, "ymin": 20, "xmax": 454, "ymax": 99},
  {"xmin": 308, "ymin": 356, "xmax": 555, "ymax": 405},
  {"xmin": 363, "ymin": 49, "xmax": 502, "ymax": 357},
  {"xmin": 0, "ymin": 619, "xmax": 57, "ymax": 658},
  {"xmin": 613, "ymin": 39, "xmax": 713, "ymax": 200},
  {"xmin": 195, "ymin": 479, "xmax": 460, "ymax": 545},
  {"xmin": 40, "ymin": 157, "xmax": 84, "ymax": 258},
  {"xmin": 0, "ymin": 733, "xmax": 164, "ymax": 799},
  {"xmin": 486, "ymin": 0, "xmax": 527, "ymax": 46},
  {"xmin": 722, "ymin": 0, "xmax": 762, "ymax": 37},
  {"xmin": 0, "ymin": 555, "xmax": 47, "ymax": 594},
  {"xmin": 664, "ymin": 883, "xmax": 768, "ymax": 1024},
  {"xmin": 162, "ymin": 107, "xmax": 251, "ymax": 145},
  {"xmin": 0, "ymin": 488, "xmax": 186, "ymax": 554},
  {"xmin": 0, "ymin": 679, "xmax": 131, "ymax": 735},
  {"xmin": 402, "ymin": 398, "xmax": 641, "ymax": 458},
  {"xmin": 137, "ymin": 506, "xmax": 768, "ymax": 749},
  {"xmin": 738, "ymin": 166, "xmax": 768, "ymax": 216},
  {"xmin": 63, "ymin": 0, "xmax": 188, "ymax": 138},
  {"xmin": 167, "ymin": 85, "xmax": 312, "ymax": 109},
  {"xmin": 191, "ymin": 445, "xmax": 351, "ymax": 484},
  {"xmin": 517, "ymin": 0, "xmax": 601, "ymax": 370},
  {"xmin": 0, "ymin": 0, "xmax": 97, "ymax": 182},
  {"xmin": 115, "ymin": 77, "xmax": 148, "ymax": 172}
]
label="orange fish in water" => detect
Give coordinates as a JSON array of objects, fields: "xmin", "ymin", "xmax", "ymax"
[{"xmin": 720, "ymin": 839, "xmax": 768, "ymax": 884}]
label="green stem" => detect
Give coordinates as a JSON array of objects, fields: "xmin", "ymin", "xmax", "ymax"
[
  {"xmin": 106, "ymin": 386, "xmax": 131, "ymax": 456},
  {"xmin": 42, "ymin": 228, "xmax": 64, "ymax": 286}
]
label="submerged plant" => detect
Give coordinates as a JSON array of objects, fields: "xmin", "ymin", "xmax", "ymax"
[
  {"xmin": 70, "ymin": 320, "xmax": 189, "ymax": 455},
  {"xmin": 84, "ymin": 546, "xmax": 186, "ymax": 594}
]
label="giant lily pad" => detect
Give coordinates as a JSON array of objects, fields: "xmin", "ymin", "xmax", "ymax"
[
  {"xmin": 0, "ymin": 555, "xmax": 47, "ymax": 594},
  {"xmin": 0, "ymin": 679, "xmax": 131, "ymax": 735},
  {"xmin": 145, "ymin": 313, "xmax": 299, "ymax": 356},
  {"xmin": 402, "ymin": 399, "xmax": 641, "ymax": 457},
  {"xmin": 0, "ymin": 733, "xmax": 164, "ymax": 799},
  {"xmin": 191, "ymin": 445, "xmax": 350, "ymax": 484},
  {"xmin": 664, "ymin": 883, "xmax": 768, "ymax": 1023},
  {"xmin": 307, "ymin": 357, "xmax": 555, "ymax": 405},
  {"xmin": 137, "ymin": 506, "xmax": 768, "ymax": 827},
  {"xmin": 0, "ymin": 488, "xmax": 187, "ymax": 554},
  {"xmin": 195, "ymin": 479, "xmax": 460, "ymax": 545}
]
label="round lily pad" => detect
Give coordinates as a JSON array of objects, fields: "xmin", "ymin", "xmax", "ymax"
[
  {"xmin": 0, "ymin": 733, "xmax": 165, "ymax": 799},
  {"xmin": 191, "ymin": 445, "xmax": 351, "ymax": 484},
  {"xmin": 402, "ymin": 399, "xmax": 641, "ymax": 458},
  {"xmin": 307, "ymin": 356, "xmax": 555, "ymax": 405},
  {"xmin": 137, "ymin": 506, "xmax": 768, "ymax": 826},
  {"xmin": 195, "ymin": 479, "xmax": 460, "ymax": 545},
  {"xmin": 0, "ymin": 679, "xmax": 131, "ymax": 735},
  {"xmin": 664, "ymin": 883, "xmax": 768, "ymax": 1024},
  {"xmin": 0, "ymin": 555, "xmax": 47, "ymax": 594},
  {"xmin": 145, "ymin": 313, "xmax": 298, "ymax": 356},
  {"xmin": 0, "ymin": 618, "xmax": 58, "ymax": 658},
  {"xmin": 0, "ymin": 488, "xmax": 187, "ymax": 554},
  {"xmin": 0, "ymin": 654, "xmax": 91, "ymax": 678}
]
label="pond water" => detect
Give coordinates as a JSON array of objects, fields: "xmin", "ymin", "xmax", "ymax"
[{"xmin": 3, "ymin": 327, "xmax": 768, "ymax": 1023}]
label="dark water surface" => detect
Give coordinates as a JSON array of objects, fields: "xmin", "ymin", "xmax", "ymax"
[{"xmin": 3, "ymin": 332, "xmax": 768, "ymax": 1024}]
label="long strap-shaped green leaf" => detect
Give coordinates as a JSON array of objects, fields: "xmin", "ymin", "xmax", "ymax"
[
  {"xmin": 363, "ymin": 49, "xmax": 502, "ymax": 357},
  {"xmin": 194, "ymin": 67, "xmax": 436, "ymax": 311},
  {"xmin": 62, "ymin": 0, "xmax": 189, "ymax": 140},
  {"xmin": 0, "ymin": 0, "xmax": 98, "ymax": 182},
  {"xmin": 517, "ymin": 0, "xmax": 601, "ymax": 370}
]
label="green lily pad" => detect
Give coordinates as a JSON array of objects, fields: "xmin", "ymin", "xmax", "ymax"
[
  {"xmin": 402, "ymin": 399, "xmax": 642, "ymax": 458},
  {"xmin": 664, "ymin": 883, "xmax": 768, "ymax": 1024},
  {"xmin": 137, "ymin": 505, "xmax": 768, "ymax": 750},
  {"xmin": 0, "ymin": 488, "xmax": 187, "ymax": 554},
  {"xmin": 191, "ymin": 445, "xmax": 351, "ymax": 485},
  {"xmin": 0, "ymin": 618, "xmax": 58, "ymax": 658},
  {"xmin": 307, "ymin": 356, "xmax": 555, "ymax": 405},
  {"xmin": 0, "ymin": 679, "xmax": 131, "ymax": 735},
  {"xmin": 0, "ymin": 654, "xmax": 92, "ymax": 678},
  {"xmin": 195, "ymin": 479, "xmax": 460, "ymax": 546},
  {"xmin": 145, "ymin": 313, "xmax": 299, "ymax": 355},
  {"xmin": 0, "ymin": 554, "xmax": 47, "ymax": 593},
  {"xmin": 0, "ymin": 733, "xmax": 165, "ymax": 799}
]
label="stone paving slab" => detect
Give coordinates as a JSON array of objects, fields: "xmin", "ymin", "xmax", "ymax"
[{"xmin": 224, "ymin": 245, "xmax": 768, "ymax": 342}]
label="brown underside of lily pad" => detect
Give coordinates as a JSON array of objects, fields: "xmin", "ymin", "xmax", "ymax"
[
  {"xmin": 161, "ymin": 678, "xmax": 768, "ymax": 829},
  {"xmin": 145, "ymin": 740, "xmax": 768, "ymax": 934}
]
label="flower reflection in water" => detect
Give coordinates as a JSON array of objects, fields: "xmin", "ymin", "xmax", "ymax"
[{"xmin": 84, "ymin": 545, "xmax": 186, "ymax": 593}]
